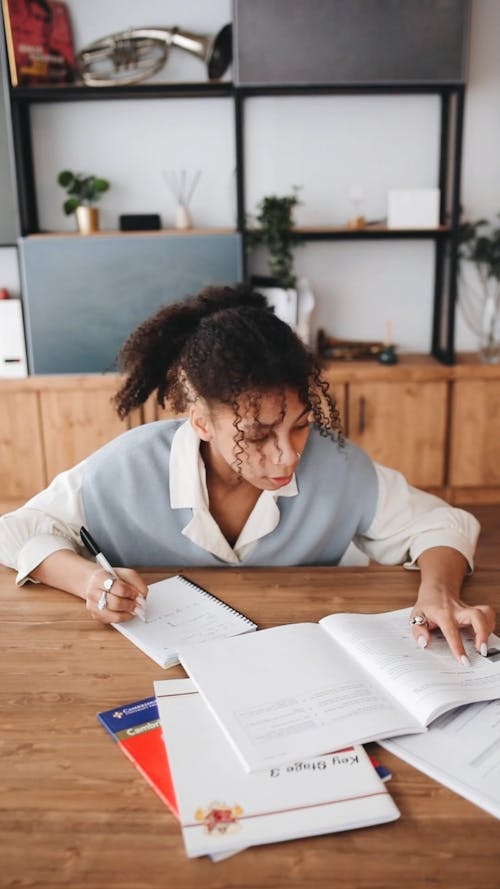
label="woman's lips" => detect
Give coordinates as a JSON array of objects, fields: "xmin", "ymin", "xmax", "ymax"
[{"xmin": 269, "ymin": 474, "xmax": 293, "ymax": 487}]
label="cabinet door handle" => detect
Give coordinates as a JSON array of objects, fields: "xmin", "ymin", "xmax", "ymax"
[{"xmin": 358, "ymin": 396, "xmax": 366, "ymax": 435}]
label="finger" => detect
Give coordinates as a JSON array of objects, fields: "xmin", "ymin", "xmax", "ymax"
[
  {"xmin": 86, "ymin": 597, "xmax": 137, "ymax": 625},
  {"xmin": 409, "ymin": 608, "xmax": 438, "ymax": 649},
  {"xmin": 457, "ymin": 605, "xmax": 496, "ymax": 656},
  {"xmin": 103, "ymin": 575, "xmax": 143, "ymax": 609},
  {"xmin": 435, "ymin": 617, "xmax": 470, "ymax": 665},
  {"xmin": 410, "ymin": 622, "xmax": 431, "ymax": 649},
  {"xmin": 91, "ymin": 586, "xmax": 141, "ymax": 623},
  {"xmin": 105, "ymin": 587, "xmax": 146, "ymax": 620},
  {"xmin": 92, "ymin": 575, "xmax": 142, "ymax": 620},
  {"xmin": 114, "ymin": 568, "xmax": 148, "ymax": 612},
  {"xmin": 115, "ymin": 567, "xmax": 149, "ymax": 598}
]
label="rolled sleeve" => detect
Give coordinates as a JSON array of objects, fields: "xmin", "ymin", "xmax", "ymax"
[
  {"xmin": 15, "ymin": 533, "xmax": 78, "ymax": 586},
  {"xmin": 355, "ymin": 464, "xmax": 480, "ymax": 571},
  {"xmin": 0, "ymin": 461, "xmax": 87, "ymax": 585}
]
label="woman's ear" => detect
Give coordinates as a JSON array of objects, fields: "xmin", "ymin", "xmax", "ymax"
[{"xmin": 189, "ymin": 402, "xmax": 213, "ymax": 442}]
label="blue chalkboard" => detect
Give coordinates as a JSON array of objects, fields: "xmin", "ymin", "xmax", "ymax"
[{"xmin": 19, "ymin": 233, "xmax": 242, "ymax": 373}]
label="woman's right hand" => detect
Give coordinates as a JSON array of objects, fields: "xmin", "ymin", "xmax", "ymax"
[
  {"xmin": 83, "ymin": 567, "xmax": 148, "ymax": 624},
  {"xmin": 29, "ymin": 550, "xmax": 149, "ymax": 623}
]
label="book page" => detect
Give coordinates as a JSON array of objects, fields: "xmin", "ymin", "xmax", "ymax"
[
  {"xmin": 380, "ymin": 699, "xmax": 500, "ymax": 818},
  {"xmin": 112, "ymin": 575, "xmax": 256, "ymax": 668},
  {"xmin": 178, "ymin": 623, "xmax": 421, "ymax": 772},
  {"xmin": 154, "ymin": 678, "xmax": 399, "ymax": 857},
  {"xmin": 320, "ymin": 608, "xmax": 500, "ymax": 726}
]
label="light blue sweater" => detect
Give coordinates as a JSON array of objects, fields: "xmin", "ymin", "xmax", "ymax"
[{"xmin": 81, "ymin": 420, "xmax": 378, "ymax": 567}]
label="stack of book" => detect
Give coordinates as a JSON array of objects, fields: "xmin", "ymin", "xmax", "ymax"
[{"xmin": 98, "ymin": 687, "xmax": 398, "ymax": 861}]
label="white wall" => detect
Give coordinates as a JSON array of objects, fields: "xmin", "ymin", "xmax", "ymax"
[
  {"xmin": 455, "ymin": 0, "xmax": 500, "ymax": 351},
  {"xmin": 1, "ymin": 0, "xmax": 499, "ymax": 354},
  {"xmin": 0, "ymin": 247, "xmax": 20, "ymax": 297}
]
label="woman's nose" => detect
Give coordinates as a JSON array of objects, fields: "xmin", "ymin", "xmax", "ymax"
[{"xmin": 270, "ymin": 436, "xmax": 297, "ymax": 465}]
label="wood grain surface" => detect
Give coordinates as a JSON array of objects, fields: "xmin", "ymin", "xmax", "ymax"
[{"xmin": 1, "ymin": 565, "xmax": 499, "ymax": 889}]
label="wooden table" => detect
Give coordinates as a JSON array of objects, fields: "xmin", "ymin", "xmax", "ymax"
[{"xmin": 1, "ymin": 564, "xmax": 500, "ymax": 889}]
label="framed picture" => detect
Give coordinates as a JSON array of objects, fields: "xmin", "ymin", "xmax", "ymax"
[{"xmin": 1, "ymin": 0, "xmax": 75, "ymax": 86}]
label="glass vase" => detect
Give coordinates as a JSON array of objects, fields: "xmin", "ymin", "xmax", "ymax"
[{"xmin": 479, "ymin": 280, "xmax": 500, "ymax": 364}]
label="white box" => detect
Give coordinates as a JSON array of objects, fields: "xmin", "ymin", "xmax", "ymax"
[
  {"xmin": 387, "ymin": 188, "xmax": 440, "ymax": 229},
  {"xmin": 0, "ymin": 300, "xmax": 28, "ymax": 377},
  {"xmin": 257, "ymin": 286, "xmax": 298, "ymax": 330}
]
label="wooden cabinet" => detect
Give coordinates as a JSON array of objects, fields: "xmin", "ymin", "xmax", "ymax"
[
  {"xmin": 322, "ymin": 356, "xmax": 450, "ymax": 490},
  {"xmin": 39, "ymin": 383, "xmax": 133, "ymax": 480},
  {"xmin": 2, "ymin": 355, "xmax": 500, "ymax": 507},
  {"xmin": 449, "ymin": 370, "xmax": 500, "ymax": 499},
  {"xmin": 346, "ymin": 381, "xmax": 447, "ymax": 488},
  {"xmin": 0, "ymin": 376, "xmax": 140, "ymax": 504},
  {"xmin": 0, "ymin": 389, "xmax": 45, "ymax": 498}
]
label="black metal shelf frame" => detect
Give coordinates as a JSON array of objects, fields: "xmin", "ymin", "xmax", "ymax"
[
  {"xmin": 2, "ymin": 72, "xmax": 465, "ymax": 364},
  {"xmin": 234, "ymin": 83, "xmax": 465, "ymax": 366}
]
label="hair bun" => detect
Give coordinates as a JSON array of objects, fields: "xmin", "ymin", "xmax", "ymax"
[{"xmin": 195, "ymin": 284, "xmax": 271, "ymax": 319}]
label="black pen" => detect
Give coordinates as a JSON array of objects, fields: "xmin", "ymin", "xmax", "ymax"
[
  {"xmin": 80, "ymin": 525, "xmax": 119, "ymax": 579},
  {"xmin": 80, "ymin": 526, "xmax": 146, "ymax": 621}
]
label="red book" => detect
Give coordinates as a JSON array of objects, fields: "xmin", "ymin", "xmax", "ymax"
[
  {"xmin": 2, "ymin": 0, "xmax": 75, "ymax": 86},
  {"xmin": 97, "ymin": 697, "xmax": 179, "ymax": 819}
]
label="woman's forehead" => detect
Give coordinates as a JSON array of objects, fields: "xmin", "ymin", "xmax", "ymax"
[{"xmin": 229, "ymin": 388, "xmax": 307, "ymax": 424}]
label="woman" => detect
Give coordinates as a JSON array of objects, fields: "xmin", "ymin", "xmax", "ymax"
[{"xmin": 0, "ymin": 285, "xmax": 494, "ymax": 662}]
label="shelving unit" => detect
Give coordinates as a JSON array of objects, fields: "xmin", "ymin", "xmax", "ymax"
[
  {"xmin": 1, "ymin": 22, "xmax": 465, "ymax": 364},
  {"xmin": 6, "ymin": 81, "xmax": 232, "ymax": 240},
  {"xmin": 235, "ymin": 83, "xmax": 465, "ymax": 365}
]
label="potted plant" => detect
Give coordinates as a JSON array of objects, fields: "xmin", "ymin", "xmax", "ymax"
[
  {"xmin": 57, "ymin": 169, "xmax": 110, "ymax": 235},
  {"xmin": 250, "ymin": 191, "xmax": 300, "ymax": 288},
  {"xmin": 249, "ymin": 190, "xmax": 316, "ymax": 344},
  {"xmin": 458, "ymin": 215, "xmax": 500, "ymax": 362}
]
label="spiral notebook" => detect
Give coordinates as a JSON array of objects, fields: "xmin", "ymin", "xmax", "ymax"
[{"xmin": 112, "ymin": 574, "xmax": 257, "ymax": 668}]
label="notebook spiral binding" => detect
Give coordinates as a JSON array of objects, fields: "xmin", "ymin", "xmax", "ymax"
[{"xmin": 177, "ymin": 575, "xmax": 257, "ymax": 628}]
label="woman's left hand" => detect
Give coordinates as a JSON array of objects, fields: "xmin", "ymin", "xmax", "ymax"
[
  {"xmin": 411, "ymin": 582, "xmax": 496, "ymax": 664},
  {"xmin": 413, "ymin": 546, "xmax": 497, "ymax": 663}
]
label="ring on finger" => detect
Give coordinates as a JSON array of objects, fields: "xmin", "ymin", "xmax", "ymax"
[
  {"xmin": 97, "ymin": 576, "xmax": 116, "ymax": 611},
  {"xmin": 410, "ymin": 613, "xmax": 428, "ymax": 627},
  {"xmin": 97, "ymin": 589, "xmax": 108, "ymax": 611},
  {"xmin": 103, "ymin": 576, "xmax": 116, "ymax": 593}
]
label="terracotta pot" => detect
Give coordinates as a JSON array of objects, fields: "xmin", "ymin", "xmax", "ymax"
[{"xmin": 75, "ymin": 205, "xmax": 99, "ymax": 235}]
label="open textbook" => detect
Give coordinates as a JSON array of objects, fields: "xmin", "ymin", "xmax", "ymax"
[
  {"xmin": 380, "ymin": 699, "xmax": 500, "ymax": 819},
  {"xmin": 154, "ymin": 678, "xmax": 400, "ymax": 858},
  {"xmin": 178, "ymin": 607, "xmax": 500, "ymax": 772},
  {"xmin": 111, "ymin": 574, "xmax": 257, "ymax": 668}
]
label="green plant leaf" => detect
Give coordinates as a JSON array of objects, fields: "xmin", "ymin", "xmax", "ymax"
[
  {"xmin": 63, "ymin": 197, "xmax": 80, "ymax": 215},
  {"xmin": 93, "ymin": 178, "xmax": 109, "ymax": 193},
  {"xmin": 57, "ymin": 169, "xmax": 110, "ymax": 210},
  {"xmin": 57, "ymin": 169, "xmax": 74, "ymax": 188}
]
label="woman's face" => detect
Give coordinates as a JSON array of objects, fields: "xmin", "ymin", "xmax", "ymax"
[{"xmin": 204, "ymin": 388, "xmax": 312, "ymax": 491}]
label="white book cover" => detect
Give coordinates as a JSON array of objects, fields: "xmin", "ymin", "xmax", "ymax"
[
  {"xmin": 112, "ymin": 574, "xmax": 256, "ymax": 668},
  {"xmin": 154, "ymin": 678, "xmax": 400, "ymax": 859},
  {"xmin": 178, "ymin": 607, "xmax": 500, "ymax": 772},
  {"xmin": 380, "ymin": 698, "xmax": 500, "ymax": 819}
]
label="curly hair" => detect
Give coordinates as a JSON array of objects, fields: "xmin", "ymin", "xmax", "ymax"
[{"xmin": 114, "ymin": 284, "xmax": 343, "ymax": 442}]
